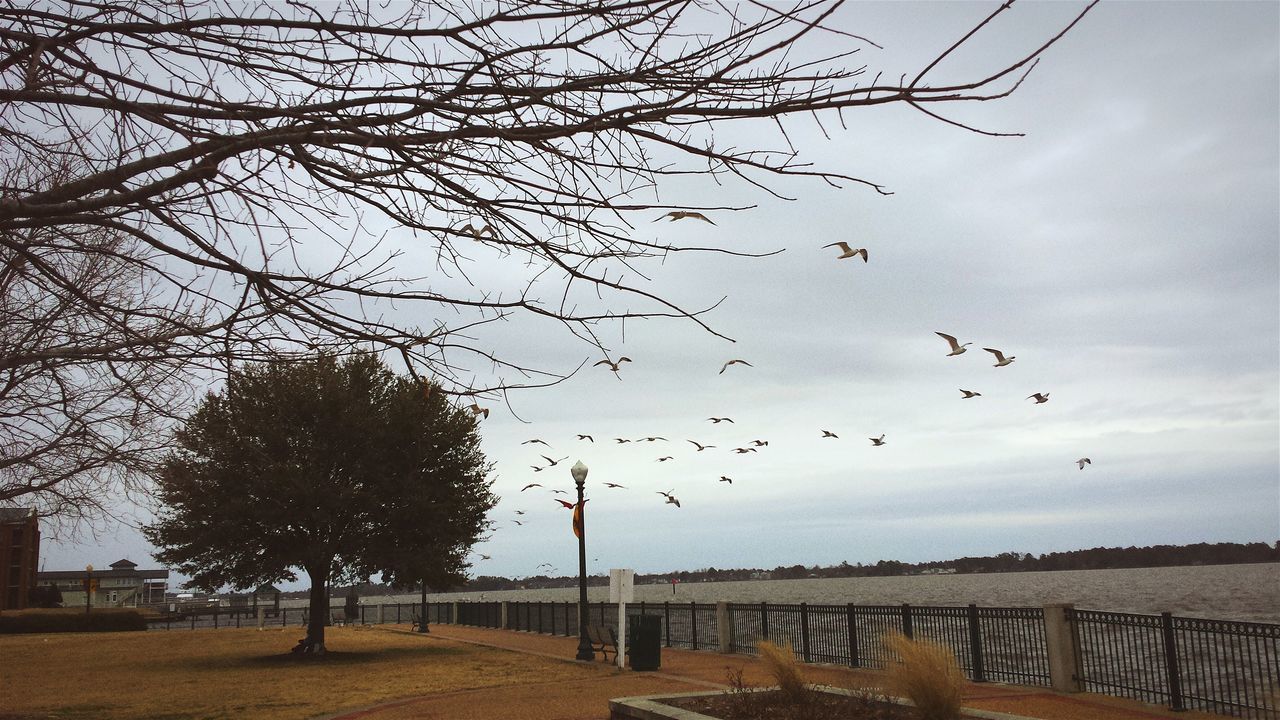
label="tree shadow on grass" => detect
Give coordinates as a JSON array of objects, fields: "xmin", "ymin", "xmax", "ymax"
[{"xmin": 186, "ymin": 643, "xmax": 464, "ymax": 671}]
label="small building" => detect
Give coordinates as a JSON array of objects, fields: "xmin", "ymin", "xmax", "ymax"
[
  {"xmin": 0, "ymin": 508, "xmax": 40, "ymax": 611},
  {"xmin": 37, "ymin": 558, "xmax": 169, "ymax": 608}
]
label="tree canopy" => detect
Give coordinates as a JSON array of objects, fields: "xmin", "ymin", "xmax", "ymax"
[{"xmin": 144, "ymin": 353, "xmax": 495, "ymax": 652}]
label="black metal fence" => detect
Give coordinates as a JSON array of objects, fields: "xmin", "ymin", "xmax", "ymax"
[
  {"xmin": 141, "ymin": 599, "xmax": 1279, "ymax": 718},
  {"xmin": 1071, "ymin": 608, "xmax": 1279, "ymax": 719}
]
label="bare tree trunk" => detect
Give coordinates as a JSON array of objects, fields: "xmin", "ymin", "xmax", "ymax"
[{"xmin": 295, "ymin": 572, "xmax": 327, "ymax": 655}]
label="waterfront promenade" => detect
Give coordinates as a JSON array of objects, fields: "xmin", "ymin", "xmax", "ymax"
[{"xmin": 323, "ymin": 624, "xmax": 1221, "ymax": 720}]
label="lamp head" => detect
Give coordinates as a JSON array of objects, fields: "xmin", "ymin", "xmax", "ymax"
[
  {"xmin": 86, "ymin": 564, "xmax": 93, "ymax": 572},
  {"xmin": 570, "ymin": 460, "xmax": 588, "ymax": 485}
]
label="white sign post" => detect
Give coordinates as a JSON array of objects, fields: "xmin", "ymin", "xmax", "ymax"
[{"xmin": 609, "ymin": 568, "xmax": 634, "ymax": 669}]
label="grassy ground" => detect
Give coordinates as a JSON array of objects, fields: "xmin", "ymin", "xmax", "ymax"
[{"xmin": 0, "ymin": 625, "xmax": 601, "ymax": 720}]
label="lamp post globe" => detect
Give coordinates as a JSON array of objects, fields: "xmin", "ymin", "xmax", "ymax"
[{"xmin": 571, "ymin": 461, "xmax": 594, "ymax": 661}]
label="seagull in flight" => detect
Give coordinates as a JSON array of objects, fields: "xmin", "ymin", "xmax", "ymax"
[
  {"xmin": 614, "ymin": 437, "xmax": 633, "ymax": 444},
  {"xmin": 960, "ymin": 389, "xmax": 982, "ymax": 399},
  {"xmin": 467, "ymin": 403, "xmax": 490, "ymax": 419},
  {"xmin": 707, "ymin": 417, "xmax": 734, "ymax": 424},
  {"xmin": 512, "ymin": 520, "xmax": 524, "ymax": 526},
  {"xmin": 719, "ymin": 476, "xmax": 733, "ymax": 484},
  {"xmin": 658, "ymin": 211, "xmax": 715, "ymax": 224},
  {"xmin": 456, "ymin": 222, "xmax": 497, "ymax": 240},
  {"xmin": 639, "ymin": 436, "xmax": 668, "ymax": 442},
  {"xmin": 550, "ymin": 489, "xmax": 567, "ymax": 495},
  {"xmin": 540, "ymin": 455, "xmax": 568, "ymax": 467},
  {"xmin": 477, "ymin": 554, "xmax": 492, "ymax": 561},
  {"xmin": 1028, "ymin": 392, "xmax": 1050, "ymax": 404},
  {"xmin": 577, "ymin": 434, "xmax": 594, "ymax": 442},
  {"xmin": 604, "ymin": 482, "xmax": 627, "ymax": 489},
  {"xmin": 719, "ymin": 359, "xmax": 754, "ymax": 374},
  {"xmin": 869, "ymin": 434, "xmax": 886, "ymax": 447},
  {"xmin": 594, "ymin": 357, "xmax": 632, "ymax": 373},
  {"xmin": 688, "ymin": 440, "xmax": 716, "ymax": 451},
  {"xmin": 657, "ymin": 490, "xmax": 681, "ymax": 508},
  {"xmin": 530, "ymin": 465, "xmax": 546, "ymax": 472},
  {"xmin": 514, "ymin": 510, "xmax": 525, "ymax": 515},
  {"xmin": 656, "ymin": 456, "xmax": 674, "ymax": 462},
  {"xmin": 750, "ymin": 440, "xmax": 769, "ymax": 447},
  {"xmin": 821, "ymin": 429, "xmax": 839, "ymax": 438},
  {"xmin": 984, "ymin": 348, "xmax": 1016, "ymax": 367},
  {"xmin": 823, "ymin": 242, "xmax": 868, "ymax": 261},
  {"xmin": 520, "ymin": 483, "xmax": 542, "ymax": 492},
  {"xmin": 935, "ymin": 332, "xmax": 972, "ymax": 356},
  {"xmin": 522, "ymin": 439, "xmax": 550, "ymax": 446},
  {"xmin": 732, "ymin": 447, "xmax": 757, "ymax": 454},
  {"xmin": 1077, "ymin": 457, "xmax": 1092, "ymax": 470}
]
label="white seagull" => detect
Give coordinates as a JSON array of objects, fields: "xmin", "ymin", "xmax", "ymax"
[
  {"xmin": 984, "ymin": 348, "xmax": 1016, "ymax": 367},
  {"xmin": 719, "ymin": 359, "xmax": 754, "ymax": 374},
  {"xmin": 935, "ymin": 332, "xmax": 972, "ymax": 356},
  {"xmin": 869, "ymin": 434, "xmax": 886, "ymax": 446},
  {"xmin": 823, "ymin": 242, "xmax": 868, "ymax": 261},
  {"xmin": 960, "ymin": 389, "xmax": 982, "ymax": 399},
  {"xmin": 658, "ymin": 211, "xmax": 715, "ymax": 224},
  {"xmin": 1077, "ymin": 458, "xmax": 1092, "ymax": 470}
]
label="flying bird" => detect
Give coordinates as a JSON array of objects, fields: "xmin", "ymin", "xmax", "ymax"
[
  {"xmin": 658, "ymin": 211, "xmax": 715, "ymax": 224},
  {"xmin": 719, "ymin": 476, "xmax": 733, "ymax": 484},
  {"xmin": 540, "ymin": 455, "xmax": 569, "ymax": 467},
  {"xmin": 477, "ymin": 554, "xmax": 492, "ymax": 561},
  {"xmin": 577, "ymin": 434, "xmax": 594, "ymax": 442},
  {"xmin": 984, "ymin": 348, "xmax": 1016, "ymax": 367},
  {"xmin": 537, "ymin": 563, "xmax": 553, "ymax": 569},
  {"xmin": 935, "ymin": 332, "xmax": 972, "ymax": 356},
  {"xmin": 514, "ymin": 510, "xmax": 525, "ymax": 515},
  {"xmin": 594, "ymin": 357, "xmax": 632, "ymax": 373},
  {"xmin": 656, "ymin": 456, "xmax": 674, "ymax": 462},
  {"xmin": 821, "ymin": 430, "xmax": 839, "ymax": 438},
  {"xmin": 750, "ymin": 440, "xmax": 769, "ymax": 447},
  {"xmin": 732, "ymin": 447, "xmax": 757, "ymax": 454},
  {"xmin": 869, "ymin": 434, "xmax": 886, "ymax": 446},
  {"xmin": 604, "ymin": 482, "xmax": 627, "ymax": 489},
  {"xmin": 550, "ymin": 489, "xmax": 567, "ymax": 495},
  {"xmin": 614, "ymin": 437, "xmax": 633, "ymax": 444},
  {"xmin": 521, "ymin": 439, "xmax": 550, "ymax": 446},
  {"xmin": 512, "ymin": 520, "xmax": 524, "ymax": 526},
  {"xmin": 467, "ymin": 403, "xmax": 490, "ymax": 419},
  {"xmin": 657, "ymin": 490, "xmax": 681, "ymax": 508},
  {"xmin": 823, "ymin": 242, "xmax": 868, "ymax": 261},
  {"xmin": 456, "ymin": 222, "xmax": 497, "ymax": 239},
  {"xmin": 960, "ymin": 389, "xmax": 982, "ymax": 399},
  {"xmin": 1077, "ymin": 458, "xmax": 1092, "ymax": 470},
  {"xmin": 530, "ymin": 465, "xmax": 546, "ymax": 472},
  {"xmin": 640, "ymin": 436, "xmax": 668, "ymax": 442},
  {"xmin": 719, "ymin": 359, "xmax": 754, "ymax": 374},
  {"xmin": 1027, "ymin": 392, "xmax": 1050, "ymax": 404},
  {"xmin": 520, "ymin": 483, "xmax": 542, "ymax": 492},
  {"xmin": 688, "ymin": 440, "xmax": 716, "ymax": 451},
  {"xmin": 707, "ymin": 417, "xmax": 734, "ymax": 424}
]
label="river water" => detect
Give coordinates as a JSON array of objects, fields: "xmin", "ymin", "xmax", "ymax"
[{"xmin": 378, "ymin": 563, "xmax": 1279, "ymax": 624}]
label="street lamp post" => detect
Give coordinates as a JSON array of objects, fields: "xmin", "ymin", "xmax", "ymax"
[
  {"xmin": 84, "ymin": 565, "xmax": 93, "ymax": 614},
  {"xmin": 571, "ymin": 461, "xmax": 594, "ymax": 661}
]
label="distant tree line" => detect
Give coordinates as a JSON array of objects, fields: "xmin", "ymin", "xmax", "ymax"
[{"xmin": 281, "ymin": 541, "xmax": 1278, "ymax": 597}]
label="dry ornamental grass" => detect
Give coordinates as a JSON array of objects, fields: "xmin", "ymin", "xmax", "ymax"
[{"xmin": 881, "ymin": 632, "xmax": 965, "ymax": 720}]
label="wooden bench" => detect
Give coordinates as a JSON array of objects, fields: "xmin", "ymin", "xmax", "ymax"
[{"xmin": 586, "ymin": 623, "xmax": 618, "ymax": 662}]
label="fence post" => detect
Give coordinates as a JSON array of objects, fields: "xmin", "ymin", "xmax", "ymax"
[
  {"xmin": 538, "ymin": 601, "xmax": 545, "ymax": 634},
  {"xmin": 690, "ymin": 601, "xmax": 699, "ymax": 651},
  {"xmin": 717, "ymin": 602, "xmax": 732, "ymax": 653},
  {"xmin": 214, "ymin": 609, "xmax": 219, "ymax": 630},
  {"xmin": 501, "ymin": 601, "xmax": 509, "ymax": 630},
  {"xmin": 761, "ymin": 601, "xmax": 769, "ymax": 642},
  {"xmin": 664, "ymin": 602, "xmax": 671, "ymax": 647},
  {"xmin": 967, "ymin": 604, "xmax": 987, "ymax": 682},
  {"xmin": 800, "ymin": 602, "xmax": 811, "ymax": 662},
  {"xmin": 1160, "ymin": 612, "xmax": 1187, "ymax": 712},
  {"xmin": 451, "ymin": 601, "xmax": 459, "ymax": 624},
  {"xmin": 900, "ymin": 603, "xmax": 911, "ymax": 638},
  {"xmin": 1044, "ymin": 603, "xmax": 1082, "ymax": 693},
  {"xmin": 257, "ymin": 606, "xmax": 265, "ymax": 630},
  {"xmin": 191, "ymin": 612, "xmax": 196, "ymax": 630},
  {"xmin": 846, "ymin": 603, "xmax": 859, "ymax": 667}
]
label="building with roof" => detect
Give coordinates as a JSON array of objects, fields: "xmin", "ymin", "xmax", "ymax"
[
  {"xmin": 37, "ymin": 558, "xmax": 169, "ymax": 608},
  {"xmin": 0, "ymin": 507, "xmax": 40, "ymax": 611}
]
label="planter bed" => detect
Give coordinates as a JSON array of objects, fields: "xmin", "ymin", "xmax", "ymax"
[{"xmin": 610, "ymin": 685, "xmax": 1038, "ymax": 720}]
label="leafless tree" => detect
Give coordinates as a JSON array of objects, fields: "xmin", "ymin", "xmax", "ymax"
[{"xmin": 0, "ymin": 0, "xmax": 1095, "ymax": 517}]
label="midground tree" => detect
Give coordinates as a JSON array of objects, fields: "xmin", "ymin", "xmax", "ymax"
[{"xmin": 144, "ymin": 354, "xmax": 496, "ymax": 654}]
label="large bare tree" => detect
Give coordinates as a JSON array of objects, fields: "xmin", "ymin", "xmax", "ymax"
[{"xmin": 0, "ymin": 0, "xmax": 1095, "ymax": 518}]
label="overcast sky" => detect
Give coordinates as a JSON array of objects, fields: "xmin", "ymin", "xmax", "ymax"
[{"xmin": 40, "ymin": 1, "xmax": 1278, "ymax": 590}]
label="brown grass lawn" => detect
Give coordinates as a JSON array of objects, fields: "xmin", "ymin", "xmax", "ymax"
[{"xmin": 0, "ymin": 625, "xmax": 600, "ymax": 720}]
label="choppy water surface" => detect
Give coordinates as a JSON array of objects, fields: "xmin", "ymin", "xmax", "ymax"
[{"xmin": 395, "ymin": 563, "xmax": 1279, "ymax": 624}]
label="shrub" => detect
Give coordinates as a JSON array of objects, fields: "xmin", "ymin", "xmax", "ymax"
[
  {"xmin": 0, "ymin": 609, "xmax": 149, "ymax": 634},
  {"xmin": 757, "ymin": 640, "xmax": 807, "ymax": 705},
  {"xmin": 881, "ymin": 632, "xmax": 964, "ymax": 720}
]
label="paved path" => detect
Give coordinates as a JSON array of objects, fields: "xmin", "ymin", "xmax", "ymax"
[{"xmin": 322, "ymin": 624, "xmax": 1220, "ymax": 720}]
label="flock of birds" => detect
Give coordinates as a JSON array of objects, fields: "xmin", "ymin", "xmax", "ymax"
[{"xmin": 458, "ymin": 213, "xmax": 1093, "ymax": 566}]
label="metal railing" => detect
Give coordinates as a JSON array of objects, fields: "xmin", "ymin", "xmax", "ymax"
[{"xmin": 1072, "ymin": 608, "xmax": 1279, "ymax": 718}]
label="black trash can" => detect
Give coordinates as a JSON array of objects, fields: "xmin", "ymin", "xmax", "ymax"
[{"xmin": 628, "ymin": 614, "xmax": 662, "ymax": 671}]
